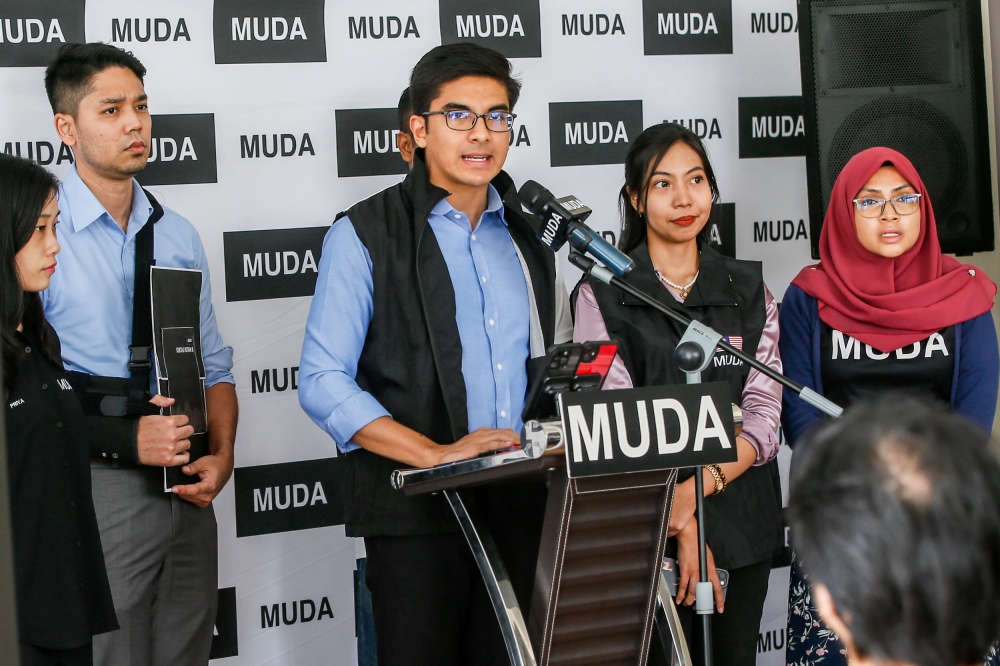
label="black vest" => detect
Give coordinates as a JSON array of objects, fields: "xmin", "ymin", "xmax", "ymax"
[
  {"xmin": 583, "ymin": 242, "xmax": 783, "ymax": 570},
  {"xmin": 339, "ymin": 154, "xmax": 557, "ymax": 537}
]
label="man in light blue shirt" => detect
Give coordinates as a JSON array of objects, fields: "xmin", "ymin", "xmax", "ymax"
[
  {"xmin": 300, "ymin": 184, "xmax": 549, "ymax": 453},
  {"xmin": 299, "ymin": 44, "xmax": 570, "ymax": 666},
  {"xmin": 43, "ymin": 43, "xmax": 236, "ymax": 666},
  {"xmin": 45, "ymin": 169, "xmax": 233, "ymax": 398}
]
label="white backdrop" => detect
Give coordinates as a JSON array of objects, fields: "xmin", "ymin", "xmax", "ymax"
[{"xmin": 0, "ymin": 0, "xmax": 811, "ymax": 662}]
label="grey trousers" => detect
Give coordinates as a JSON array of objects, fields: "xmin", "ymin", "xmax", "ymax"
[{"xmin": 90, "ymin": 464, "xmax": 218, "ymax": 666}]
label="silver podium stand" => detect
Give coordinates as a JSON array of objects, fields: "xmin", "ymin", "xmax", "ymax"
[{"xmin": 393, "ymin": 441, "xmax": 693, "ymax": 666}]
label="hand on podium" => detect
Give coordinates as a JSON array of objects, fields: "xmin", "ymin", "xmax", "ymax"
[
  {"xmin": 436, "ymin": 428, "xmax": 522, "ymax": 465},
  {"xmin": 676, "ymin": 519, "xmax": 725, "ymax": 613},
  {"xmin": 353, "ymin": 417, "xmax": 520, "ymax": 468}
]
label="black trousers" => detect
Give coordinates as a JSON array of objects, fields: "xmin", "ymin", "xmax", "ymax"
[
  {"xmin": 19, "ymin": 642, "xmax": 92, "ymax": 666},
  {"xmin": 364, "ymin": 483, "xmax": 547, "ymax": 666},
  {"xmin": 649, "ymin": 559, "xmax": 773, "ymax": 666}
]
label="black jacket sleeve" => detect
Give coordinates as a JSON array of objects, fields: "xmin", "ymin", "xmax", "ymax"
[{"xmin": 82, "ymin": 414, "xmax": 141, "ymax": 465}]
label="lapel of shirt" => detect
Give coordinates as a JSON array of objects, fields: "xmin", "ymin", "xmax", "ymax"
[
  {"xmin": 61, "ymin": 166, "xmax": 154, "ymax": 244},
  {"xmin": 61, "ymin": 166, "xmax": 109, "ymax": 234}
]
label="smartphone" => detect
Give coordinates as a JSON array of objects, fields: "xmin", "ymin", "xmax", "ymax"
[
  {"xmin": 661, "ymin": 557, "xmax": 729, "ymax": 602},
  {"xmin": 521, "ymin": 341, "xmax": 618, "ymax": 421}
]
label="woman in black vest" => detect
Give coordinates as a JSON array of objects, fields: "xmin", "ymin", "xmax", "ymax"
[
  {"xmin": 0, "ymin": 154, "xmax": 117, "ymax": 666},
  {"xmin": 574, "ymin": 124, "xmax": 784, "ymax": 666}
]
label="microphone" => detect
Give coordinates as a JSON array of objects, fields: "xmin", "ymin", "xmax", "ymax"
[{"xmin": 518, "ymin": 180, "xmax": 635, "ymax": 277}]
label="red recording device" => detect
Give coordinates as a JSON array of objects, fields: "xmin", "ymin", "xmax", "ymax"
[{"xmin": 521, "ymin": 341, "xmax": 619, "ymax": 422}]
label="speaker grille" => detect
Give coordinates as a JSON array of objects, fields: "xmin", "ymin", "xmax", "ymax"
[
  {"xmin": 827, "ymin": 96, "xmax": 967, "ymax": 214},
  {"xmin": 818, "ymin": 7, "xmax": 958, "ymax": 90},
  {"xmin": 802, "ymin": 0, "xmax": 993, "ymax": 255}
]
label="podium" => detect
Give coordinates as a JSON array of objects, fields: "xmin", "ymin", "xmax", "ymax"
[{"xmin": 394, "ymin": 446, "xmax": 682, "ymax": 666}]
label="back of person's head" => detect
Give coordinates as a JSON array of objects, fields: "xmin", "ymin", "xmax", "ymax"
[
  {"xmin": 0, "ymin": 154, "xmax": 61, "ymax": 388},
  {"xmin": 618, "ymin": 122, "xmax": 719, "ymax": 254},
  {"xmin": 788, "ymin": 396, "xmax": 1000, "ymax": 666},
  {"xmin": 44, "ymin": 42, "xmax": 146, "ymax": 115},
  {"xmin": 398, "ymin": 87, "xmax": 413, "ymax": 135},
  {"xmin": 408, "ymin": 43, "xmax": 521, "ymax": 116}
]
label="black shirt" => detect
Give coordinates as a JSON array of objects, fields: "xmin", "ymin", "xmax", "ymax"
[
  {"xmin": 6, "ymin": 326, "xmax": 117, "ymax": 648},
  {"xmin": 820, "ymin": 324, "xmax": 955, "ymax": 410}
]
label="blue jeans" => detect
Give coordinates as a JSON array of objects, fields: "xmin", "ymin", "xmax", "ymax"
[{"xmin": 355, "ymin": 558, "xmax": 377, "ymax": 666}]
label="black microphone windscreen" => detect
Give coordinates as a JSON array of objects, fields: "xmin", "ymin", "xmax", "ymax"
[{"xmin": 517, "ymin": 180, "xmax": 552, "ymax": 212}]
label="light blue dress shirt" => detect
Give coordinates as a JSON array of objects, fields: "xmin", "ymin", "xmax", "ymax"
[
  {"xmin": 299, "ymin": 185, "xmax": 531, "ymax": 453},
  {"xmin": 41, "ymin": 165, "xmax": 234, "ymax": 391}
]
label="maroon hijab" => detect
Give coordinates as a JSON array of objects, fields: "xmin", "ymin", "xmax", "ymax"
[{"xmin": 791, "ymin": 147, "xmax": 996, "ymax": 353}]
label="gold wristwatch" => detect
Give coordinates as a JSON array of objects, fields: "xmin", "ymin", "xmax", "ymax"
[{"xmin": 706, "ymin": 464, "xmax": 727, "ymax": 494}]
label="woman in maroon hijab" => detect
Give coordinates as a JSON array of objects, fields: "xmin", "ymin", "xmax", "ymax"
[{"xmin": 780, "ymin": 147, "xmax": 999, "ymax": 665}]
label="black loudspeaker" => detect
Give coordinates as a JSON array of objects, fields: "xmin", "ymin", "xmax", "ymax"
[{"xmin": 799, "ymin": 0, "xmax": 996, "ymax": 257}]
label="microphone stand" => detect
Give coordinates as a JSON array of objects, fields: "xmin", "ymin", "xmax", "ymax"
[
  {"xmin": 567, "ymin": 252, "xmax": 842, "ymax": 418},
  {"xmin": 568, "ymin": 251, "xmax": 841, "ymax": 666}
]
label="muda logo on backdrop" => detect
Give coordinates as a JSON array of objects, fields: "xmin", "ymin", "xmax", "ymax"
[
  {"xmin": 135, "ymin": 114, "xmax": 217, "ymax": 186},
  {"xmin": 251, "ymin": 366, "xmax": 299, "ymax": 393},
  {"xmin": 439, "ymin": 0, "xmax": 542, "ymax": 58},
  {"xmin": 109, "ymin": 17, "xmax": 191, "ymax": 43},
  {"xmin": 0, "ymin": 0, "xmax": 84, "ymax": 67},
  {"xmin": 750, "ymin": 11, "xmax": 798, "ymax": 34},
  {"xmin": 335, "ymin": 108, "xmax": 409, "ymax": 178},
  {"xmin": 213, "ymin": 0, "xmax": 326, "ymax": 64},
  {"xmin": 260, "ymin": 595, "xmax": 334, "ymax": 629},
  {"xmin": 665, "ymin": 117, "xmax": 723, "ymax": 140},
  {"xmin": 240, "ymin": 132, "xmax": 316, "ymax": 159},
  {"xmin": 738, "ymin": 96, "xmax": 806, "ymax": 158},
  {"xmin": 706, "ymin": 203, "xmax": 735, "ymax": 258},
  {"xmin": 753, "ymin": 218, "xmax": 809, "ymax": 244},
  {"xmin": 560, "ymin": 12, "xmax": 626, "ymax": 36},
  {"xmin": 2, "ymin": 138, "xmax": 74, "ymax": 165},
  {"xmin": 234, "ymin": 458, "xmax": 343, "ymax": 538},
  {"xmin": 642, "ymin": 0, "xmax": 733, "ymax": 55},
  {"xmin": 223, "ymin": 226, "xmax": 327, "ymax": 302},
  {"xmin": 347, "ymin": 14, "xmax": 421, "ymax": 40},
  {"xmin": 548, "ymin": 101, "xmax": 643, "ymax": 167}
]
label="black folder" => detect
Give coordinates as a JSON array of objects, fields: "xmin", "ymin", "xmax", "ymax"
[{"xmin": 150, "ymin": 266, "xmax": 209, "ymax": 490}]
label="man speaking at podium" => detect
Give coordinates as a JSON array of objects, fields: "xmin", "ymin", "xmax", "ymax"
[{"xmin": 299, "ymin": 44, "xmax": 571, "ymax": 665}]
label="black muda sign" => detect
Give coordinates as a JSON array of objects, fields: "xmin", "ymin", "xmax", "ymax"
[{"xmin": 558, "ymin": 382, "xmax": 738, "ymax": 478}]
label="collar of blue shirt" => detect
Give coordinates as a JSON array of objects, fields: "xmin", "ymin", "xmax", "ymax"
[
  {"xmin": 429, "ymin": 183, "xmax": 506, "ymax": 229},
  {"xmin": 61, "ymin": 164, "xmax": 154, "ymax": 240}
]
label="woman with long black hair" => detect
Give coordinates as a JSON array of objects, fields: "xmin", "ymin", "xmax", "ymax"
[
  {"xmin": 0, "ymin": 153, "xmax": 117, "ymax": 665},
  {"xmin": 573, "ymin": 123, "xmax": 784, "ymax": 666}
]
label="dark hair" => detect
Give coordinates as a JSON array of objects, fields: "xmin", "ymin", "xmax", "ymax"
[
  {"xmin": 408, "ymin": 43, "xmax": 521, "ymax": 117},
  {"xmin": 44, "ymin": 42, "xmax": 146, "ymax": 115},
  {"xmin": 787, "ymin": 397, "xmax": 1000, "ymax": 666},
  {"xmin": 398, "ymin": 87, "xmax": 413, "ymax": 136},
  {"xmin": 617, "ymin": 123, "xmax": 719, "ymax": 254},
  {"xmin": 0, "ymin": 155, "xmax": 63, "ymax": 389}
]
